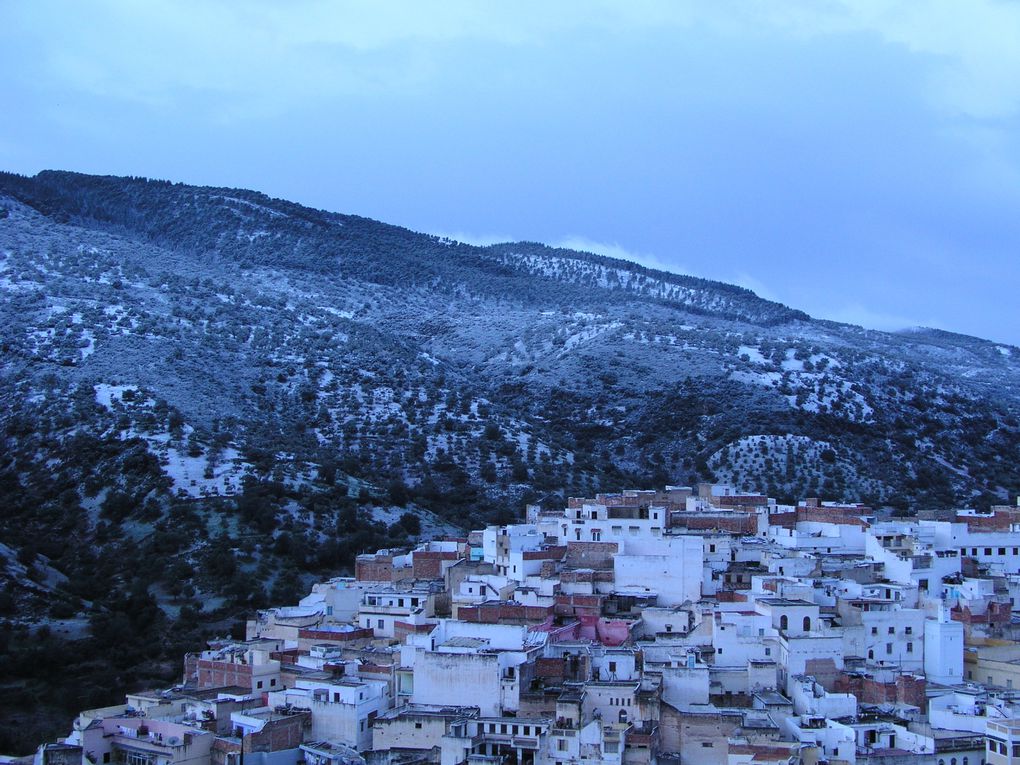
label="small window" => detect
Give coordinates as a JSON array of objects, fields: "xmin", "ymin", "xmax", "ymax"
[
  {"xmin": 257, "ymin": 680, "xmax": 264, "ymax": 689},
  {"xmin": 104, "ymin": 755, "xmax": 111, "ymax": 764},
  {"xmin": 415, "ymin": 722, "xmax": 423, "ymax": 729},
  {"xmin": 765, "ymin": 647, "xmax": 771, "ymax": 656},
  {"xmin": 905, "ymin": 626, "xmax": 912, "ymax": 635},
  {"xmin": 871, "ymin": 627, "xmax": 878, "ymax": 635},
  {"xmin": 377, "ymin": 619, "xmax": 384, "ymax": 629},
  {"xmin": 888, "ymin": 627, "xmax": 895, "ymax": 635},
  {"xmin": 702, "ymin": 742, "xmax": 714, "ymax": 748},
  {"xmin": 999, "ymin": 548, "xmax": 1006, "ymax": 556},
  {"xmin": 907, "ymin": 642, "xmax": 913, "ymax": 653},
  {"xmin": 985, "ymin": 548, "xmax": 993, "ymax": 556},
  {"xmin": 609, "ymin": 661, "xmax": 617, "ymax": 673},
  {"xmin": 886, "ymin": 643, "xmax": 893, "ymax": 654},
  {"xmin": 270, "ymin": 678, "xmax": 276, "ymax": 686}
]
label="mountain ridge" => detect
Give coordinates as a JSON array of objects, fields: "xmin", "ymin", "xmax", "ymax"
[{"xmin": 0, "ymin": 168, "xmax": 1018, "ymax": 752}]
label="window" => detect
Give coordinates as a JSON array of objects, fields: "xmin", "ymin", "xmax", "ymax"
[
  {"xmin": 886, "ymin": 643, "xmax": 893, "ymax": 654},
  {"xmin": 702, "ymin": 742, "xmax": 714, "ymax": 748},
  {"xmin": 270, "ymin": 679, "xmax": 276, "ymax": 686},
  {"xmin": 257, "ymin": 680, "xmax": 263, "ymax": 689},
  {"xmin": 868, "ymin": 650, "xmax": 874, "ymax": 659},
  {"xmin": 905, "ymin": 626, "xmax": 912, "ymax": 635},
  {"xmin": 558, "ymin": 739, "xmax": 568, "ymax": 752},
  {"xmin": 415, "ymin": 722, "xmax": 423, "ymax": 729},
  {"xmin": 765, "ymin": 647, "xmax": 771, "ymax": 656},
  {"xmin": 780, "ymin": 615, "xmax": 789, "ymax": 631},
  {"xmin": 803, "ymin": 616, "xmax": 811, "ymax": 632},
  {"xmin": 709, "ymin": 544, "xmax": 716, "ymax": 553},
  {"xmin": 1013, "ymin": 746, "xmax": 1020, "ymax": 758},
  {"xmin": 609, "ymin": 661, "xmax": 617, "ymax": 673},
  {"xmin": 871, "ymin": 627, "xmax": 878, "ymax": 635},
  {"xmin": 999, "ymin": 548, "xmax": 1007, "ymax": 556},
  {"xmin": 888, "ymin": 627, "xmax": 895, "ymax": 634},
  {"xmin": 907, "ymin": 642, "xmax": 913, "ymax": 653},
  {"xmin": 985, "ymin": 548, "xmax": 993, "ymax": 556},
  {"xmin": 377, "ymin": 619, "xmax": 384, "ymax": 629},
  {"xmin": 104, "ymin": 755, "xmax": 111, "ymax": 764}
]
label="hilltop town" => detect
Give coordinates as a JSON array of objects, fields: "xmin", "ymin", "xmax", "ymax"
[{"xmin": 19, "ymin": 484, "xmax": 1020, "ymax": 765}]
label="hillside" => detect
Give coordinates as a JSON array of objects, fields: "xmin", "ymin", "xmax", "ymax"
[{"xmin": 0, "ymin": 170, "xmax": 1018, "ymax": 751}]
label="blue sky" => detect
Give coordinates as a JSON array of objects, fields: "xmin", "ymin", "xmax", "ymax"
[{"xmin": 3, "ymin": 1, "xmax": 1019, "ymax": 344}]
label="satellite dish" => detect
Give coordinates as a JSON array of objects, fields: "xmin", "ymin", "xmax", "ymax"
[{"xmin": 167, "ymin": 737, "xmax": 182, "ymax": 747}]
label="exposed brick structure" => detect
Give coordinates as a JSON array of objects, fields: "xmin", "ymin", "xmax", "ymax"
[
  {"xmin": 412, "ymin": 550, "xmax": 460, "ymax": 579},
  {"xmin": 298, "ymin": 627, "xmax": 374, "ymax": 643},
  {"xmin": 193, "ymin": 659, "xmax": 252, "ymax": 689},
  {"xmin": 833, "ymin": 673, "xmax": 926, "ymax": 708},
  {"xmin": 458, "ymin": 603, "xmax": 553, "ymax": 624},
  {"xmin": 565, "ymin": 541, "xmax": 619, "ymax": 569},
  {"xmin": 554, "ymin": 593, "xmax": 604, "ymax": 617},
  {"xmin": 242, "ymin": 712, "xmax": 309, "ymax": 753}
]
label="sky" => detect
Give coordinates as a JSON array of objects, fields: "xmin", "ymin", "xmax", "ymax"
[{"xmin": 2, "ymin": 1, "xmax": 1019, "ymax": 345}]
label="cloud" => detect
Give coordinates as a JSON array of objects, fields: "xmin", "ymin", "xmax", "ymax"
[
  {"xmin": 9, "ymin": 0, "xmax": 1020, "ymax": 123},
  {"xmin": 432, "ymin": 231, "xmax": 515, "ymax": 247},
  {"xmin": 754, "ymin": 0, "xmax": 1020, "ymax": 118},
  {"xmin": 730, "ymin": 272, "xmax": 782, "ymax": 304},
  {"xmin": 552, "ymin": 235, "xmax": 700, "ymax": 278},
  {"xmin": 818, "ymin": 302, "xmax": 943, "ymax": 334}
]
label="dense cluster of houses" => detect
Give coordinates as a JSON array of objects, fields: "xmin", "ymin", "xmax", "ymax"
[{"xmin": 31, "ymin": 485, "xmax": 1020, "ymax": 765}]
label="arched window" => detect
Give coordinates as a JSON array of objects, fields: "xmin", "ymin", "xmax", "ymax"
[
  {"xmin": 803, "ymin": 616, "xmax": 811, "ymax": 632},
  {"xmin": 951, "ymin": 758, "xmax": 957, "ymax": 765},
  {"xmin": 618, "ymin": 709, "xmax": 628, "ymax": 723},
  {"xmin": 963, "ymin": 757, "xmax": 969, "ymax": 765},
  {"xmin": 780, "ymin": 615, "xmax": 789, "ymax": 631},
  {"xmin": 868, "ymin": 649, "xmax": 874, "ymax": 659},
  {"xmin": 938, "ymin": 759, "xmax": 945, "ymax": 765}
]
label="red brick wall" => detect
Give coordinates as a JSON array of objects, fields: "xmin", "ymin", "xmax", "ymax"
[
  {"xmin": 458, "ymin": 603, "xmax": 553, "ymax": 623},
  {"xmin": 565, "ymin": 541, "xmax": 619, "ymax": 569},
  {"xmin": 356, "ymin": 556, "xmax": 394, "ymax": 582},
  {"xmin": 832, "ymin": 674, "xmax": 925, "ymax": 708},
  {"xmin": 554, "ymin": 593, "xmax": 603, "ymax": 617},
  {"xmin": 523, "ymin": 546, "xmax": 567, "ymax": 561},
  {"xmin": 959, "ymin": 508, "xmax": 1020, "ymax": 531},
  {"xmin": 412, "ymin": 551, "xmax": 460, "ymax": 579},
  {"xmin": 243, "ymin": 713, "xmax": 309, "ymax": 753},
  {"xmin": 298, "ymin": 627, "xmax": 374, "ymax": 642},
  {"xmin": 672, "ymin": 514, "xmax": 756, "ymax": 534},
  {"xmin": 196, "ymin": 660, "xmax": 253, "ymax": 689}
]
